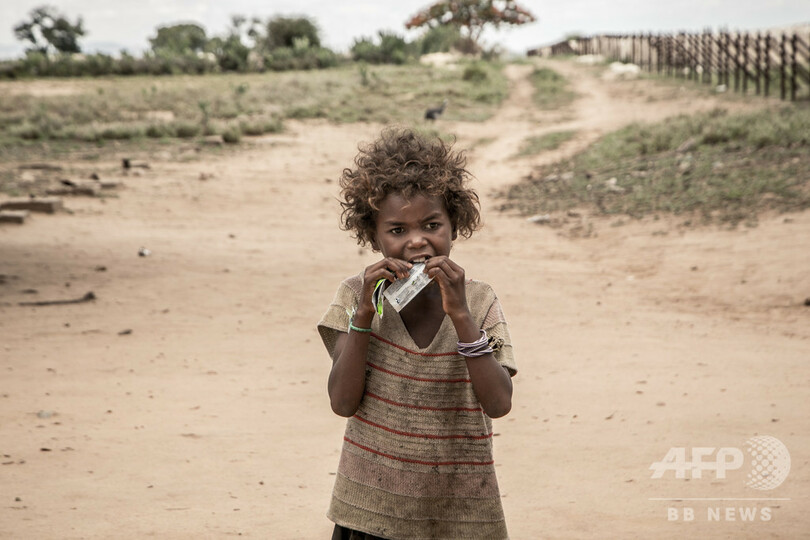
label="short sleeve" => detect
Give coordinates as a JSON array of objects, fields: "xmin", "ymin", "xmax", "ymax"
[
  {"xmin": 482, "ymin": 296, "xmax": 517, "ymax": 377},
  {"xmin": 317, "ymin": 275, "xmax": 362, "ymax": 359}
]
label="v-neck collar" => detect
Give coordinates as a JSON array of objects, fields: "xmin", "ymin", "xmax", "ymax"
[{"xmin": 389, "ymin": 307, "xmax": 450, "ymax": 352}]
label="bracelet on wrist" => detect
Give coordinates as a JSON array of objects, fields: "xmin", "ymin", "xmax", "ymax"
[
  {"xmin": 457, "ymin": 329, "xmax": 494, "ymax": 357},
  {"xmin": 348, "ymin": 319, "xmax": 372, "ymax": 333}
]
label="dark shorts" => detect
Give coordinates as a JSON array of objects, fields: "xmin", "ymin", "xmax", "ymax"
[{"xmin": 332, "ymin": 524, "xmax": 388, "ymax": 540}]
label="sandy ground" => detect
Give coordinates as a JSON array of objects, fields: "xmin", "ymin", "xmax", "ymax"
[{"xmin": 1, "ymin": 59, "xmax": 808, "ymax": 539}]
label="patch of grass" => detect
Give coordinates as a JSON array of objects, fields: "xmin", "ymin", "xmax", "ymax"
[
  {"xmin": 0, "ymin": 62, "xmax": 509, "ymax": 153},
  {"xmin": 499, "ymin": 106, "xmax": 810, "ymax": 226},
  {"xmin": 514, "ymin": 130, "xmax": 577, "ymax": 157},
  {"xmin": 462, "ymin": 62, "xmax": 488, "ymax": 83},
  {"xmin": 145, "ymin": 123, "xmax": 174, "ymax": 138},
  {"xmin": 240, "ymin": 116, "xmax": 283, "ymax": 136},
  {"xmin": 529, "ymin": 67, "xmax": 576, "ymax": 109},
  {"xmin": 172, "ymin": 121, "xmax": 201, "ymax": 138}
]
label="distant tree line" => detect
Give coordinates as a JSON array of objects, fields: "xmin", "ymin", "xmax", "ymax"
[{"xmin": 2, "ymin": 2, "xmax": 536, "ymax": 78}]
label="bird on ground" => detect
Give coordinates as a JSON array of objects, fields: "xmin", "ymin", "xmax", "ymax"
[{"xmin": 424, "ymin": 99, "xmax": 448, "ymax": 121}]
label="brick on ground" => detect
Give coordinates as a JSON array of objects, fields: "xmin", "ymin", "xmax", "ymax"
[
  {"xmin": 0, "ymin": 210, "xmax": 30, "ymax": 224},
  {"xmin": 0, "ymin": 197, "xmax": 63, "ymax": 214}
]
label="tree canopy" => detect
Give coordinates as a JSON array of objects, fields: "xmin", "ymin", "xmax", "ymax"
[
  {"xmin": 13, "ymin": 5, "xmax": 86, "ymax": 54},
  {"xmin": 263, "ymin": 16, "xmax": 321, "ymax": 50},
  {"xmin": 149, "ymin": 23, "xmax": 208, "ymax": 54},
  {"xmin": 405, "ymin": 0, "xmax": 535, "ymax": 47}
]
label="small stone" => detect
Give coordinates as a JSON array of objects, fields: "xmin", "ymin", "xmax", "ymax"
[{"xmin": 527, "ymin": 214, "xmax": 551, "ymax": 224}]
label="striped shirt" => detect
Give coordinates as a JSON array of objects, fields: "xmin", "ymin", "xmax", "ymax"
[{"xmin": 318, "ymin": 275, "xmax": 517, "ymax": 539}]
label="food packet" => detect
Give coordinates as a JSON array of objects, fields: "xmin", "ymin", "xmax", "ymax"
[{"xmin": 382, "ymin": 262, "xmax": 432, "ymax": 312}]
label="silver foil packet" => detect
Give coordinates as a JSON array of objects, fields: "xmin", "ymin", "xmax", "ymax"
[{"xmin": 382, "ymin": 262, "xmax": 432, "ymax": 312}]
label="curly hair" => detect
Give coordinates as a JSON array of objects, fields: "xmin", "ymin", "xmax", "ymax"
[{"xmin": 339, "ymin": 127, "xmax": 481, "ymax": 247}]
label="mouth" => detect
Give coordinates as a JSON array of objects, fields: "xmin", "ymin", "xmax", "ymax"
[{"xmin": 409, "ymin": 255, "xmax": 431, "ymax": 264}]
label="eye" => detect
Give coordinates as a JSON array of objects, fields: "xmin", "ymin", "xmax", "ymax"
[
  {"xmin": 425, "ymin": 222, "xmax": 440, "ymax": 230},
  {"xmin": 389, "ymin": 227, "xmax": 404, "ymax": 235}
]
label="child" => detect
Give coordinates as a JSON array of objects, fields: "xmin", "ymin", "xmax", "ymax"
[{"xmin": 318, "ymin": 127, "xmax": 517, "ymax": 540}]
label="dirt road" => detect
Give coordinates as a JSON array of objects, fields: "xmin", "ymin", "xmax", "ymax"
[{"xmin": 1, "ymin": 59, "xmax": 808, "ymax": 539}]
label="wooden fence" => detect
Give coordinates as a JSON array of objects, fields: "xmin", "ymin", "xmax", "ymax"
[{"xmin": 537, "ymin": 30, "xmax": 810, "ymax": 101}]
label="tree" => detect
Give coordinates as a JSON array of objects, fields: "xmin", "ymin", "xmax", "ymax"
[
  {"xmin": 405, "ymin": 0, "xmax": 535, "ymax": 49},
  {"xmin": 207, "ymin": 15, "xmax": 261, "ymax": 71},
  {"xmin": 264, "ymin": 16, "xmax": 321, "ymax": 50},
  {"xmin": 149, "ymin": 23, "xmax": 208, "ymax": 54},
  {"xmin": 13, "ymin": 5, "xmax": 86, "ymax": 54},
  {"xmin": 351, "ymin": 31, "xmax": 411, "ymax": 65}
]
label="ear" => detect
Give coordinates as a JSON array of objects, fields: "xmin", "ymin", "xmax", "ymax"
[
  {"xmin": 451, "ymin": 228, "xmax": 458, "ymax": 241},
  {"xmin": 370, "ymin": 234, "xmax": 380, "ymax": 252}
]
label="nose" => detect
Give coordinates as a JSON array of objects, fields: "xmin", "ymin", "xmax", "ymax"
[{"xmin": 406, "ymin": 231, "xmax": 427, "ymax": 248}]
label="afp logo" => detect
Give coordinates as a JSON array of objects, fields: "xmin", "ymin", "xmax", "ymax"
[{"xmin": 650, "ymin": 436, "xmax": 791, "ymax": 490}]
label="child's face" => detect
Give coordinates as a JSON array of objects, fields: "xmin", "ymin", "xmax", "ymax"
[{"xmin": 371, "ymin": 192, "xmax": 456, "ymax": 263}]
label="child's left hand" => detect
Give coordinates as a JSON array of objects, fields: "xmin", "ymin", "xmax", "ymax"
[{"xmin": 424, "ymin": 256, "xmax": 469, "ymax": 319}]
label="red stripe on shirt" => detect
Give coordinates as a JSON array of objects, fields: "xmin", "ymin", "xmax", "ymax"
[
  {"xmin": 353, "ymin": 414, "xmax": 493, "ymax": 440},
  {"xmin": 371, "ymin": 333, "xmax": 459, "ymax": 357},
  {"xmin": 344, "ymin": 437, "xmax": 495, "ymax": 467},
  {"xmin": 365, "ymin": 392, "xmax": 482, "ymax": 412},
  {"xmin": 368, "ymin": 362, "xmax": 471, "ymax": 383}
]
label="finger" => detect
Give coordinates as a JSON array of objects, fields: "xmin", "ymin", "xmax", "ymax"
[
  {"xmin": 429, "ymin": 258, "xmax": 461, "ymax": 282},
  {"xmin": 365, "ymin": 265, "xmax": 395, "ymax": 286},
  {"xmin": 424, "ymin": 256, "xmax": 461, "ymax": 274},
  {"xmin": 426, "ymin": 265, "xmax": 450, "ymax": 284},
  {"xmin": 369, "ymin": 259, "xmax": 406, "ymax": 279},
  {"xmin": 383, "ymin": 258, "xmax": 412, "ymax": 279}
]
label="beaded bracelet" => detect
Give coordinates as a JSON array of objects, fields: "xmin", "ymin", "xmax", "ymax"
[{"xmin": 457, "ymin": 329, "xmax": 494, "ymax": 357}]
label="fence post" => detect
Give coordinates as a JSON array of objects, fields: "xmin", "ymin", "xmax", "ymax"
[
  {"xmin": 704, "ymin": 30, "xmax": 711, "ymax": 85},
  {"xmin": 733, "ymin": 33, "xmax": 741, "ymax": 92},
  {"xmin": 632, "ymin": 34, "xmax": 636, "ymax": 64},
  {"xmin": 718, "ymin": 34, "xmax": 728, "ymax": 86},
  {"xmin": 706, "ymin": 29, "xmax": 713, "ymax": 85},
  {"xmin": 780, "ymin": 33, "xmax": 786, "ymax": 100},
  {"xmin": 756, "ymin": 32, "xmax": 762, "ymax": 95},
  {"xmin": 668, "ymin": 34, "xmax": 673, "ymax": 77},
  {"xmin": 653, "ymin": 32, "xmax": 658, "ymax": 73},
  {"xmin": 791, "ymin": 33, "xmax": 797, "ymax": 101},
  {"xmin": 725, "ymin": 32, "xmax": 732, "ymax": 88},
  {"xmin": 742, "ymin": 33, "xmax": 749, "ymax": 94},
  {"xmin": 764, "ymin": 33, "xmax": 771, "ymax": 96}
]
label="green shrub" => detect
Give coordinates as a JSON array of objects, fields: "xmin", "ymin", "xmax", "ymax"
[
  {"xmin": 351, "ymin": 31, "xmax": 412, "ymax": 64},
  {"xmin": 100, "ymin": 123, "xmax": 143, "ymax": 140},
  {"xmin": 173, "ymin": 121, "xmax": 201, "ymax": 138},
  {"xmin": 222, "ymin": 127, "xmax": 242, "ymax": 143},
  {"xmin": 463, "ymin": 63, "xmax": 488, "ymax": 83},
  {"xmin": 285, "ymin": 105, "xmax": 327, "ymax": 119},
  {"xmin": 240, "ymin": 116, "xmax": 282, "ymax": 135},
  {"xmin": 264, "ymin": 16, "xmax": 321, "ymax": 49},
  {"xmin": 146, "ymin": 123, "xmax": 173, "ymax": 138},
  {"xmin": 416, "ymin": 25, "xmax": 462, "ymax": 55},
  {"xmin": 10, "ymin": 122, "xmax": 43, "ymax": 140}
]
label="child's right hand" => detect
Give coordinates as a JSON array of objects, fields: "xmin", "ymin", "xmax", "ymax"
[{"xmin": 356, "ymin": 258, "xmax": 412, "ymax": 321}]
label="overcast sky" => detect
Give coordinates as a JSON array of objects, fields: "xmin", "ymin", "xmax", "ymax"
[{"xmin": 2, "ymin": 0, "xmax": 809, "ymax": 59}]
